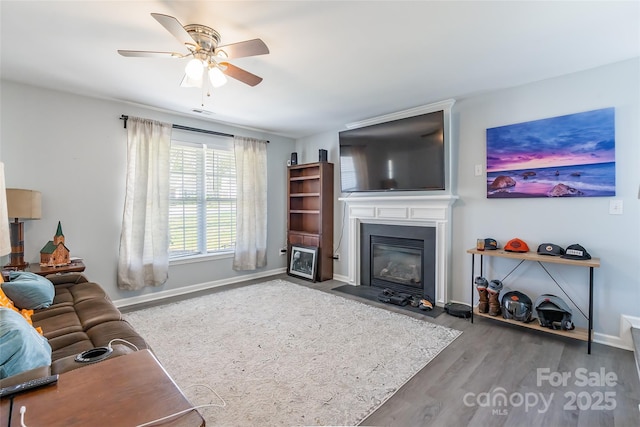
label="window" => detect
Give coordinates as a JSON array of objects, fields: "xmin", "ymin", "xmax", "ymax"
[{"xmin": 169, "ymin": 135, "xmax": 236, "ymax": 259}]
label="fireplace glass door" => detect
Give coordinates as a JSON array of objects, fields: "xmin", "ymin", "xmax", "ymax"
[{"xmin": 372, "ymin": 244, "xmax": 422, "ymax": 286}]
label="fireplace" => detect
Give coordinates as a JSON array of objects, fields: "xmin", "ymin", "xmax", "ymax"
[
  {"xmin": 361, "ymin": 223, "xmax": 436, "ymax": 298},
  {"xmin": 338, "ymin": 194, "xmax": 458, "ymax": 306}
]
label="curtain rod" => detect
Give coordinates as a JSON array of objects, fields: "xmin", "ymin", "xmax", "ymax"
[{"xmin": 119, "ymin": 115, "xmax": 269, "ymax": 143}]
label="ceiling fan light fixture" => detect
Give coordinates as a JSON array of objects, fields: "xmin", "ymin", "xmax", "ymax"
[
  {"xmin": 185, "ymin": 58, "xmax": 205, "ymax": 79},
  {"xmin": 208, "ymin": 66, "xmax": 227, "ymax": 88},
  {"xmin": 119, "ymin": 14, "xmax": 268, "ymax": 89}
]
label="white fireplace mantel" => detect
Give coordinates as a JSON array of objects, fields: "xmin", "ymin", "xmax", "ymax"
[{"xmin": 338, "ymin": 194, "xmax": 458, "ymax": 306}]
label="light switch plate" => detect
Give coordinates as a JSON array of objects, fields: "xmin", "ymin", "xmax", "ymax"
[
  {"xmin": 474, "ymin": 164, "xmax": 483, "ymax": 176},
  {"xmin": 609, "ymin": 199, "xmax": 623, "ymax": 215}
]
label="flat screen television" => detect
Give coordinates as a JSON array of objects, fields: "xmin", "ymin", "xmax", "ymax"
[{"xmin": 339, "ymin": 110, "xmax": 446, "ymax": 192}]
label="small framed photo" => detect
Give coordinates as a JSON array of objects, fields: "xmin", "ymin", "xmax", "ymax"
[{"xmin": 288, "ymin": 245, "xmax": 318, "ymax": 281}]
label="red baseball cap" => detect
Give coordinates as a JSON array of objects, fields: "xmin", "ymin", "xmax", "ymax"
[{"xmin": 504, "ymin": 238, "xmax": 530, "ymax": 253}]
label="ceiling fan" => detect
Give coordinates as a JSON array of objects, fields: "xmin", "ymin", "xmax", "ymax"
[{"xmin": 118, "ymin": 13, "xmax": 269, "ymax": 89}]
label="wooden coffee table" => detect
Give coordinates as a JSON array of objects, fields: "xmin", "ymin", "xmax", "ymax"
[{"xmin": 0, "ymin": 350, "xmax": 205, "ymax": 426}]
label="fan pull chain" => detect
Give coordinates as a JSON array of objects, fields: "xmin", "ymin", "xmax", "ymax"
[{"xmin": 200, "ymin": 72, "xmax": 212, "ymax": 106}]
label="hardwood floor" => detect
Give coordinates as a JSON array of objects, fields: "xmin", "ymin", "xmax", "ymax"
[{"xmin": 122, "ymin": 274, "xmax": 640, "ymax": 426}]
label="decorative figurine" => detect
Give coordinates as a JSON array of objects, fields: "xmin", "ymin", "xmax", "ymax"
[{"xmin": 40, "ymin": 221, "xmax": 71, "ymax": 267}]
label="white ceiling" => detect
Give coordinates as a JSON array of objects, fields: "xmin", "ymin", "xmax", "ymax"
[{"xmin": 1, "ymin": 1, "xmax": 639, "ymax": 139}]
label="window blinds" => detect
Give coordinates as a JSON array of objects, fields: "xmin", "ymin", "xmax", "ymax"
[{"xmin": 169, "ymin": 136, "xmax": 236, "ymax": 258}]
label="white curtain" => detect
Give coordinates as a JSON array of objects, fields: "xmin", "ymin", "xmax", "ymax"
[
  {"xmin": 232, "ymin": 136, "xmax": 268, "ymax": 270},
  {"xmin": 117, "ymin": 117, "xmax": 172, "ymax": 290}
]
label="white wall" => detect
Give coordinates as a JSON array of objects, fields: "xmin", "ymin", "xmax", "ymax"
[
  {"xmin": 0, "ymin": 80, "xmax": 295, "ymax": 301},
  {"xmin": 297, "ymin": 58, "xmax": 640, "ymax": 339},
  {"xmin": 454, "ymin": 58, "xmax": 639, "ymax": 340}
]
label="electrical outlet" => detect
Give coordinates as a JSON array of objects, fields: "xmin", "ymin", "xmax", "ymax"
[
  {"xmin": 333, "ymin": 253, "xmax": 340, "ymax": 261},
  {"xmin": 474, "ymin": 164, "xmax": 483, "ymax": 176},
  {"xmin": 279, "ymin": 248, "xmax": 287, "ymax": 256}
]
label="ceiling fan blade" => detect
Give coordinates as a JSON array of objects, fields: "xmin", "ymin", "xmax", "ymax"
[
  {"xmin": 118, "ymin": 50, "xmax": 184, "ymax": 58},
  {"xmin": 216, "ymin": 39, "xmax": 269, "ymax": 59},
  {"xmin": 151, "ymin": 13, "xmax": 198, "ymax": 48},
  {"xmin": 220, "ymin": 63, "xmax": 263, "ymax": 86}
]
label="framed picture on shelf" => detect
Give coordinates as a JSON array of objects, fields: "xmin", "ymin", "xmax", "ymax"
[{"xmin": 288, "ymin": 245, "xmax": 318, "ymax": 281}]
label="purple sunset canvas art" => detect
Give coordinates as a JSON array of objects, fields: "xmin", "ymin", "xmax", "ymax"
[{"xmin": 486, "ymin": 108, "xmax": 615, "ymax": 198}]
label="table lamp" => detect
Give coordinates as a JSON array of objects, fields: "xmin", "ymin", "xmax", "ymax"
[{"xmin": 5, "ymin": 188, "xmax": 41, "ymax": 269}]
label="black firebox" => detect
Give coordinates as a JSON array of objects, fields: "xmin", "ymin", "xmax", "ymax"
[{"xmin": 360, "ymin": 223, "xmax": 436, "ymax": 299}]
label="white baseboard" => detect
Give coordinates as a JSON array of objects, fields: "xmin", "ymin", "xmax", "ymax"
[
  {"xmin": 332, "ymin": 273, "xmax": 349, "ymax": 283},
  {"xmin": 113, "ymin": 267, "xmax": 286, "ymax": 309},
  {"xmin": 624, "ymin": 315, "xmax": 640, "ymax": 328},
  {"xmin": 618, "ymin": 314, "xmax": 640, "ymax": 350},
  {"xmin": 594, "ymin": 331, "xmax": 634, "ymax": 351}
]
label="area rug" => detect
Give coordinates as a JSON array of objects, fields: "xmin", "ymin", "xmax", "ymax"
[{"xmin": 124, "ymin": 279, "xmax": 461, "ymax": 426}]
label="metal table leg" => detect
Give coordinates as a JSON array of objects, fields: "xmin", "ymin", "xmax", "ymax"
[{"xmin": 588, "ymin": 267, "xmax": 594, "ymax": 354}]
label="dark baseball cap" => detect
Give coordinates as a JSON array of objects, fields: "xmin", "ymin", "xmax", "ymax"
[
  {"xmin": 537, "ymin": 243, "xmax": 565, "ymax": 257},
  {"xmin": 484, "ymin": 238, "xmax": 499, "ymax": 250},
  {"xmin": 561, "ymin": 244, "xmax": 591, "ymax": 260}
]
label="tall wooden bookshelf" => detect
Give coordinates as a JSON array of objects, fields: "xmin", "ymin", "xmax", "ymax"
[{"xmin": 287, "ymin": 162, "xmax": 334, "ymax": 281}]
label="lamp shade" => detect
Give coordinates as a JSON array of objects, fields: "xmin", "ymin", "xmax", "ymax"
[
  {"xmin": 6, "ymin": 189, "xmax": 42, "ymax": 220},
  {"xmin": 0, "ymin": 163, "xmax": 10, "ymax": 257}
]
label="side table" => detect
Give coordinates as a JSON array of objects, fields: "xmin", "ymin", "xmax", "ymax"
[{"xmin": 26, "ymin": 260, "xmax": 86, "ymax": 277}]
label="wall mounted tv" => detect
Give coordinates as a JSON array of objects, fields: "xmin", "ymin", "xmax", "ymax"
[{"xmin": 339, "ymin": 110, "xmax": 445, "ymax": 192}]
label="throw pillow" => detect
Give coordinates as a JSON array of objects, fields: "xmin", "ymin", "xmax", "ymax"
[
  {"xmin": 4, "ymin": 271, "xmax": 55, "ymax": 310},
  {"xmin": 0, "ymin": 307, "xmax": 52, "ymax": 379},
  {"xmin": 0, "ymin": 287, "xmax": 43, "ymax": 335}
]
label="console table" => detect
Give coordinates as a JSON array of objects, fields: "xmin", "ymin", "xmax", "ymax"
[
  {"xmin": 467, "ymin": 248, "xmax": 600, "ymax": 354},
  {"xmin": 0, "ymin": 350, "xmax": 205, "ymax": 426}
]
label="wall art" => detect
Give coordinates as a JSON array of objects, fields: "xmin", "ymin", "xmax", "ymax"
[
  {"xmin": 288, "ymin": 245, "xmax": 318, "ymax": 281},
  {"xmin": 486, "ymin": 107, "xmax": 615, "ymax": 198}
]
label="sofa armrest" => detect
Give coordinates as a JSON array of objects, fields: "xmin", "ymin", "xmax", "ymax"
[
  {"xmin": 0, "ymin": 365, "xmax": 51, "ymax": 389},
  {"xmin": 45, "ymin": 273, "xmax": 89, "ymax": 286},
  {"xmin": 51, "ymin": 344, "xmax": 136, "ymax": 375}
]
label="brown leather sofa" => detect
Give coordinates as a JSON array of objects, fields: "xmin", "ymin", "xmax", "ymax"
[{"xmin": 1, "ymin": 273, "xmax": 149, "ymax": 388}]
